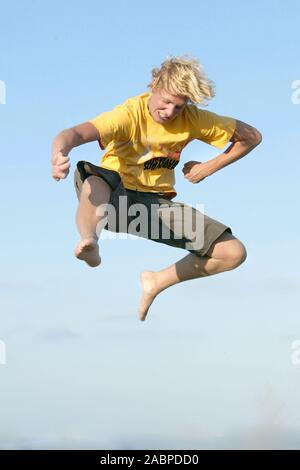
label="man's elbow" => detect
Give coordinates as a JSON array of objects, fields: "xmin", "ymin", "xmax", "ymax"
[
  {"xmin": 53, "ymin": 128, "xmax": 73, "ymax": 141},
  {"xmin": 250, "ymin": 128, "xmax": 263, "ymax": 147},
  {"xmin": 232, "ymin": 120, "xmax": 263, "ymax": 148},
  {"xmin": 54, "ymin": 127, "xmax": 82, "ymax": 147}
]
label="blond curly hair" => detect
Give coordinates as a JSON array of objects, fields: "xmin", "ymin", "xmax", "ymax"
[{"xmin": 148, "ymin": 55, "xmax": 215, "ymax": 105}]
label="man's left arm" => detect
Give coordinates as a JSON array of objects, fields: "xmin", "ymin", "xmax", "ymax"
[{"xmin": 183, "ymin": 120, "xmax": 263, "ymax": 183}]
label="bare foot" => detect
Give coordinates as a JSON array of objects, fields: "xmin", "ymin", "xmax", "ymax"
[
  {"xmin": 138, "ymin": 271, "xmax": 160, "ymax": 321},
  {"xmin": 74, "ymin": 238, "xmax": 101, "ymax": 267}
]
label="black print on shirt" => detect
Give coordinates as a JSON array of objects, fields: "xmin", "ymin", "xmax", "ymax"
[{"xmin": 143, "ymin": 157, "xmax": 179, "ymax": 171}]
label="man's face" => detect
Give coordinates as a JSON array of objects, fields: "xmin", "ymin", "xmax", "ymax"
[{"xmin": 148, "ymin": 88, "xmax": 187, "ymax": 124}]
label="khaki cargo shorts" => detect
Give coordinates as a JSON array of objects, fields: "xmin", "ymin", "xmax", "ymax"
[{"xmin": 74, "ymin": 161, "xmax": 232, "ymax": 257}]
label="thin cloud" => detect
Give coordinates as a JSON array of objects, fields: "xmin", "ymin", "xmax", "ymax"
[{"xmin": 40, "ymin": 327, "xmax": 81, "ymax": 341}]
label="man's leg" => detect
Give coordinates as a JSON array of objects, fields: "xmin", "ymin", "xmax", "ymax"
[
  {"xmin": 138, "ymin": 231, "xmax": 247, "ymax": 320},
  {"xmin": 75, "ymin": 175, "xmax": 111, "ymax": 267}
]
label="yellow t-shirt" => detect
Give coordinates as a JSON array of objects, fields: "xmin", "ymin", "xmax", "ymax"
[{"xmin": 89, "ymin": 92, "xmax": 236, "ymax": 197}]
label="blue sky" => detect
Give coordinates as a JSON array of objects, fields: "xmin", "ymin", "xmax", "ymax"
[{"xmin": 0, "ymin": 0, "xmax": 300, "ymax": 450}]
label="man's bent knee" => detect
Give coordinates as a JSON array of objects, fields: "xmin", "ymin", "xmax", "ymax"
[
  {"xmin": 207, "ymin": 232, "xmax": 247, "ymax": 270},
  {"xmin": 225, "ymin": 240, "xmax": 247, "ymax": 270}
]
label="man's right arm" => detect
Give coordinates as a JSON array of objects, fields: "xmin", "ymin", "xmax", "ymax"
[{"xmin": 51, "ymin": 122, "xmax": 99, "ymax": 181}]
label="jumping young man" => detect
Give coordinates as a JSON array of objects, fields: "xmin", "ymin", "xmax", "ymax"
[{"xmin": 51, "ymin": 56, "xmax": 262, "ymax": 321}]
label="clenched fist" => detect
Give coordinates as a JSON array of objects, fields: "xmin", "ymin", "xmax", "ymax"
[
  {"xmin": 182, "ymin": 160, "xmax": 210, "ymax": 184},
  {"xmin": 51, "ymin": 152, "xmax": 71, "ymax": 181}
]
